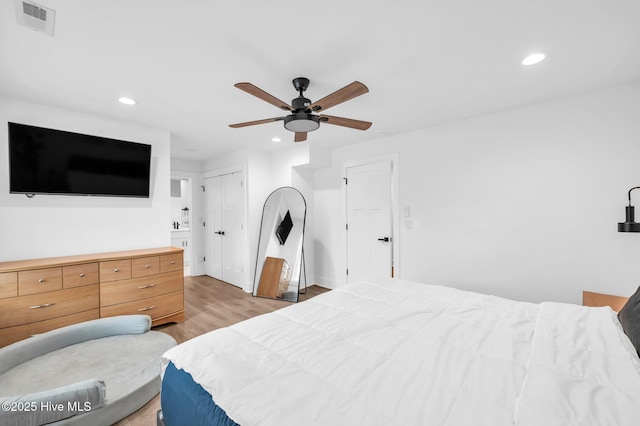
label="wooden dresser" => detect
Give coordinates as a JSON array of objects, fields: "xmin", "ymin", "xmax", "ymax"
[{"xmin": 0, "ymin": 247, "xmax": 184, "ymax": 347}]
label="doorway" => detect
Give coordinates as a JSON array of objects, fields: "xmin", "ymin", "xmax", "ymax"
[
  {"xmin": 170, "ymin": 177, "xmax": 192, "ymax": 276},
  {"xmin": 346, "ymin": 159, "xmax": 395, "ymax": 282},
  {"xmin": 204, "ymin": 171, "xmax": 245, "ymax": 287}
]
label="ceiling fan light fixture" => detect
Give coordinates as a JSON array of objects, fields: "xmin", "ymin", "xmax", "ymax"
[{"xmin": 284, "ymin": 113, "xmax": 320, "ymax": 132}]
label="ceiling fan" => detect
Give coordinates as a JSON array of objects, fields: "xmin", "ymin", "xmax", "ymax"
[{"xmin": 229, "ymin": 77, "xmax": 372, "ymax": 142}]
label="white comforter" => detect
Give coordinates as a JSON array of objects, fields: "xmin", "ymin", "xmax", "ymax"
[{"xmin": 162, "ymin": 280, "xmax": 640, "ymax": 425}]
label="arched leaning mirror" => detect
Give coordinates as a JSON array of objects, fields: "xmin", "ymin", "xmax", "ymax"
[{"xmin": 253, "ymin": 187, "xmax": 306, "ymax": 302}]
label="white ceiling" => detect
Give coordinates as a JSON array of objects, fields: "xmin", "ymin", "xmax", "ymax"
[{"xmin": 1, "ymin": 1, "xmax": 639, "ymax": 161}]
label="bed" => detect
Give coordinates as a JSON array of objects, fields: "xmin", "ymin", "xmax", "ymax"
[{"xmin": 160, "ymin": 279, "xmax": 640, "ymax": 425}]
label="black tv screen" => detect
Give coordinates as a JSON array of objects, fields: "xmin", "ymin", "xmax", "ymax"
[
  {"xmin": 276, "ymin": 210, "xmax": 293, "ymax": 245},
  {"xmin": 8, "ymin": 122, "xmax": 151, "ymax": 197}
]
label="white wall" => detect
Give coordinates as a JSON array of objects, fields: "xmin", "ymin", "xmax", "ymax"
[
  {"xmin": 291, "ymin": 166, "xmax": 315, "ymax": 292},
  {"xmin": 246, "ymin": 150, "xmax": 276, "ymax": 290},
  {"xmin": 171, "ymin": 158, "xmax": 203, "ymax": 175},
  {"xmin": 312, "ymin": 83, "xmax": 640, "ymax": 304},
  {"xmin": 0, "ymin": 96, "xmax": 172, "ymax": 261}
]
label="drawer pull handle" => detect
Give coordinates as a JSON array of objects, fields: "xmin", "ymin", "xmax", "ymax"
[
  {"xmin": 38, "ymin": 278, "xmax": 45, "ymax": 283},
  {"xmin": 79, "ymin": 273, "xmax": 85, "ymax": 277},
  {"xmin": 144, "ymin": 264, "xmax": 150, "ymax": 269},
  {"xmin": 29, "ymin": 303, "xmax": 55, "ymax": 309},
  {"xmin": 138, "ymin": 306, "xmax": 155, "ymax": 312},
  {"xmin": 170, "ymin": 261, "xmax": 175, "ymax": 265},
  {"xmin": 114, "ymin": 268, "xmax": 120, "ymax": 272},
  {"xmin": 138, "ymin": 284, "xmax": 156, "ymax": 289}
]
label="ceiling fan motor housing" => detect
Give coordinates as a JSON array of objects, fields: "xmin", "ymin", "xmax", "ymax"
[{"xmin": 291, "ymin": 96, "xmax": 311, "ymax": 111}]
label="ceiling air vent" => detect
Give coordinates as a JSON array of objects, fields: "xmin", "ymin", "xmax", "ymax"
[{"xmin": 14, "ymin": 0, "xmax": 55, "ymax": 36}]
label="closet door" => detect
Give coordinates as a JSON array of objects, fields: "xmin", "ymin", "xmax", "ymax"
[
  {"xmin": 205, "ymin": 172, "xmax": 245, "ymax": 287},
  {"xmin": 220, "ymin": 172, "xmax": 244, "ymax": 286}
]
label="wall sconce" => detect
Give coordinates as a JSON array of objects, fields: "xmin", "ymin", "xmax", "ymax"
[{"xmin": 618, "ymin": 186, "xmax": 640, "ymax": 232}]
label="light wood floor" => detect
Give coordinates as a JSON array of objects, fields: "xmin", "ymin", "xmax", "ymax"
[{"xmin": 114, "ymin": 275, "xmax": 329, "ymax": 426}]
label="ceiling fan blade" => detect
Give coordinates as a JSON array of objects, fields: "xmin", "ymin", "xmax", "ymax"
[
  {"xmin": 229, "ymin": 117, "xmax": 284, "ymax": 128},
  {"xmin": 234, "ymin": 83, "xmax": 293, "ymax": 111},
  {"xmin": 319, "ymin": 115, "xmax": 372, "ymax": 130},
  {"xmin": 294, "ymin": 132, "xmax": 307, "ymax": 142},
  {"xmin": 308, "ymin": 81, "xmax": 369, "ymax": 112}
]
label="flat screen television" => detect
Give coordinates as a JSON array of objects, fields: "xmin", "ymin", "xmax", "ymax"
[
  {"xmin": 276, "ymin": 210, "xmax": 293, "ymax": 245},
  {"xmin": 8, "ymin": 122, "xmax": 152, "ymax": 197}
]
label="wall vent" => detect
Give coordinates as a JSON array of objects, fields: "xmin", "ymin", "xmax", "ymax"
[{"xmin": 14, "ymin": 0, "xmax": 55, "ymax": 36}]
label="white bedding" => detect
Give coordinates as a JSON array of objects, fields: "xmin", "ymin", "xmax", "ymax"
[{"xmin": 162, "ymin": 280, "xmax": 640, "ymax": 425}]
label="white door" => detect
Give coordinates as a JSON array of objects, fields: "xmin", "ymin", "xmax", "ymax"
[
  {"xmin": 221, "ymin": 172, "xmax": 244, "ymax": 285},
  {"xmin": 346, "ymin": 160, "xmax": 393, "ymax": 282},
  {"xmin": 205, "ymin": 176, "xmax": 223, "ymax": 279},
  {"xmin": 205, "ymin": 172, "xmax": 245, "ymax": 287}
]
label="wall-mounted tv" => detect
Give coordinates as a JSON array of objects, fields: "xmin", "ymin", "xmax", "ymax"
[
  {"xmin": 276, "ymin": 210, "xmax": 293, "ymax": 245},
  {"xmin": 8, "ymin": 122, "xmax": 152, "ymax": 197}
]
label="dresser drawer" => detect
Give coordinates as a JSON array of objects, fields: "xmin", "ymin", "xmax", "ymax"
[
  {"xmin": 0, "ymin": 272, "xmax": 18, "ymax": 299},
  {"xmin": 63, "ymin": 263, "xmax": 99, "ymax": 288},
  {"xmin": 0, "ymin": 309, "xmax": 100, "ymax": 347},
  {"xmin": 0, "ymin": 284, "xmax": 99, "ymax": 328},
  {"xmin": 100, "ymin": 260, "xmax": 131, "ymax": 282},
  {"xmin": 160, "ymin": 253, "xmax": 183, "ymax": 273},
  {"xmin": 100, "ymin": 290, "xmax": 183, "ymax": 320},
  {"xmin": 100, "ymin": 270, "xmax": 183, "ymax": 307},
  {"xmin": 131, "ymin": 256, "xmax": 160, "ymax": 278},
  {"xmin": 18, "ymin": 267, "xmax": 63, "ymax": 296}
]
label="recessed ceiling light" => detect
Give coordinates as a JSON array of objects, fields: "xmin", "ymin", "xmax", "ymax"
[
  {"xmin": 522, "ymin": 52, "xmax": 548, "ymax": 66},
  {"xmin": 118, "ymin": 97, "xmax": 137, "ymax": 105},
  {"xmin": 272, "ymin": 137, "xmax": 282, "ymax": 143}
]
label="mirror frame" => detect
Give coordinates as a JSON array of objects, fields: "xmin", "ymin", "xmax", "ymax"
[{"xmin": 252, "ymin": 186, "xmax": 306, "ymax": 302}]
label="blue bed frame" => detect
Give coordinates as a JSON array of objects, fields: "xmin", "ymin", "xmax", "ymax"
[{"xmin": 160, "ymin": 361, "xmax": 239, "ymax": 426}]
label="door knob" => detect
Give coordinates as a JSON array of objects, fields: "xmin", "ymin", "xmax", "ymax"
[{"xmin": 377, "ymin": 237, "xmax": 390, "ymax": 242}]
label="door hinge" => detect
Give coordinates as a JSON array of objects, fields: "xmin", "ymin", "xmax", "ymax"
[
  {"xmin": 343, "ymin": 177, "xmax": 348, "ymax": 184},
  {"xmin": 202, "ymin": 221, "xmax": 206, "ymax": 227},
  {"xmin": 203, "ymin": 256, "xmax": 206, "ymax": 262},
  {"xmin": 346, "ymin": 268, "xmax": 349, "ymax": 275},
  {"xmin": 346, "ymin": 223, "xmax": 348, "ymax": 230},
  {"xmin": 201, "ymin": 185, "xmax": 205, "ymax": 192}
]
